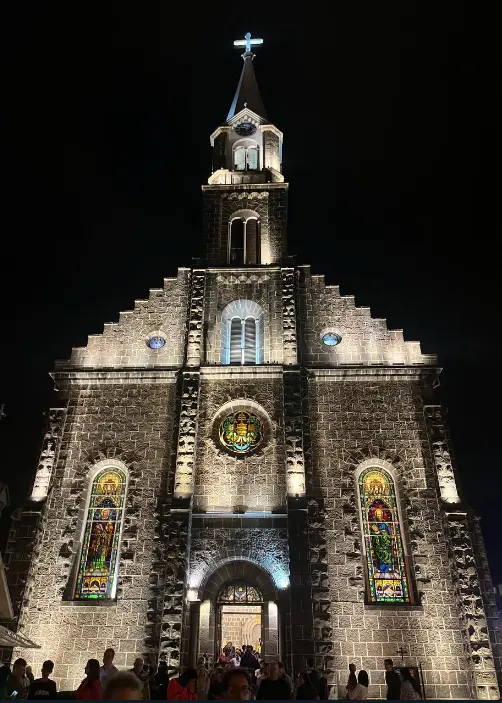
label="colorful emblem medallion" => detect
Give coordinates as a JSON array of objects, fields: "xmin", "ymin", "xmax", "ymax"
[{"xmin": 219, "ymin": 410, "xmax": 263, "ymax": 454}]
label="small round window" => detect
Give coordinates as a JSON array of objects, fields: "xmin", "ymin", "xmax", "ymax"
[
  {"xmin": 321, "ymin": 332, "xmax": 342, "ymax": 347},
  {"xmin": 147, "ymin": 335, "xmax": 166, "ymax": 349}
]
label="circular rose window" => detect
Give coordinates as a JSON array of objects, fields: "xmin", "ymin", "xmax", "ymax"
[{"xmin": 219, "ymin": 411, "xmax": 263, "ymax": 455}]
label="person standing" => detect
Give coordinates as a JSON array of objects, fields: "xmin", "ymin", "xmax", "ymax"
[
  {"xmin": 151, "ymin": 661, "xmax": 169, "ymax": 700},
  {"xmin": 28, "ymin": 661, "xmax": 57, "ymax": 700},
  {"xmin": 221, "ymin": 668, "xmax": 252, "ymax": 700},
  {"xmin": 196, "ymin": 657, "xmax": 211, "ymax": 700},
  {"xmin": 294, "ymin": 671, "xmax": 319, "ymax": 700},
  {"xmin": 384, "ymin": 659, "xmax": 401, "ymax": 701},
  {"xmin": 100, "ymin": 648, "xmax": 119, "ymax": 688},
  {"xmin": 6, "ymin": 659, "xmax": 28, "ymax": 700},
  {"xmin": 279, "ymin": 663, "xmax": 293, "ymax": 696},
  {"xmin": 102, "ymin": 672, "xmax": 144, "ymax": 700},
  {"xmin": 240, "ymin": 646, "xmax": 259, "ymax": 675},
  {"xmin": 256, "ymin": 661, "xmax": 291, "ymax": 700},
  {"xmin": 351, "ymin": 670, "xmax": 369, "ymax": 700},
  {"xmin": 399, "ymin": 668, "xmax": 421, "ymax": 700},
  {"xmin": 167, "ymin": 669, "xmax": 197, "ymax": 700},
  {"xmin": 75, "ymin": 659, "xmax": 102, "ymax": 700}
]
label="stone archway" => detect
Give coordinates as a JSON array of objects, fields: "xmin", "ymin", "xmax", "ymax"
[{"xmin": 191, "ymin": 560, "xmax": 281, "ymax": 665}]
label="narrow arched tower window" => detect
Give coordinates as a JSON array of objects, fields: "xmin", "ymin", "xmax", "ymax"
[
  {"xmin": 229, "ymin": 216, "xmax": 261, "ymax": 265},
  {"xmin": 221, "ymin": 300, "xmax": 264, "ymax": 365},
  {"xmin": 358, "ymin": 466, "xmax": 411, "ymax": 604},
  {"xmin": 74, "ymin": 466, "xmax": 127, "ymax": 600},
  {"xmin": 230, "ymin": 219, "xmax": 245, "ymax": 264}
]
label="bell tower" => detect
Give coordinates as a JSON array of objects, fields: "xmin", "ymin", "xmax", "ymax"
[{"xmin": 201, "ymin": 33, "xmax": 288, "ymax": 266}]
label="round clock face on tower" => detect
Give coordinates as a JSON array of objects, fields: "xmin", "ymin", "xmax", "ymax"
[{"xmin": 234, "ymin": 122, "xmax": 257, "ymax": 137}]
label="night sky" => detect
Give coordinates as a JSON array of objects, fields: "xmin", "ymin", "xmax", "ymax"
[{"xmin": 1, "ymin": 5, "xmax": 500, "ymax": 581}]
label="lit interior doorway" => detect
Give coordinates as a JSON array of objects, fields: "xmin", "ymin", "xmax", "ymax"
[
  {"xmin": 217, "ymin": 583, "xmax": 264, "ymax": 655},
  {"xmin": 221, "ymin": 605, "xmax": 262, "ymax": 652}
]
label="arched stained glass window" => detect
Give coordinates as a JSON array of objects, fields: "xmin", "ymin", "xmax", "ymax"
[
  {"xmin": 218, "ymin": 583, "xmax": 263, "ymax": 603},
  {"xmin": 358, "ymin": 467, "xmax": 410, "ymax": 604},
  {"xmin": 74, "ymin": 466, "xmax": 127, "ymax": 600}
]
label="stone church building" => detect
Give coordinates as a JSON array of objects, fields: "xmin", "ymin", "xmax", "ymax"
[{"xmin": 2, "ymin": 35, "xmax": 501, "ymax": 699}]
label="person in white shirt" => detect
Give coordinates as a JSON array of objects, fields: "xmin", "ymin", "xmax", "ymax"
[
  {"xmin": 100, "ymin": 648, "xmax": 119, "ymax": 687},
  {"xmin": 350, "ymin": 670, "xmax": 369, "ymax": 700}
]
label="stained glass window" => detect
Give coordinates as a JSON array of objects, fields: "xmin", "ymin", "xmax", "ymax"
[
  {"xmin": 358, "ymin": 467, "xmax": 410, "ymax": 604},
  {"xmin": 321, "ymin": 332, "xmax": 342, "ymax": 346},
  {"xmin": 218, "ymin": 584, "xmax": 263, "ymax": 603},
  {"xmin": 74, "ymin": 467, "xmax": 127, "ymax": 600},
  {"xmin": 219, "ymin": 411, "xmax": 263, "ymax": 454}
]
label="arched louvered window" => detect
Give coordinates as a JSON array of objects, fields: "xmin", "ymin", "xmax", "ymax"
[
  {"xmin": 245, "ymin": 218, "xmax": 260, "ymax": 264},
  {"xmin": 247, "ymin": 146, "xmax": 258, "ymax": 170},
  {"xmin": 229, "ymin": 215, "xmax": 261, "ymax": 265},
  {"xmin": 221, "ymin": 300, "xmax": 264, "ymax": 365},
  {"xmin": 233, "ymin": 141, "xmax": 260, "ymax": 171},
  {"xmin": 234, "ymin": 146, "xmax": 246, "ymax": 171}
]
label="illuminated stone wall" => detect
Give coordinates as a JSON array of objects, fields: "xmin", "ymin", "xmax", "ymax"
[
  {"xmin": 305, "ymin": 374, "xmax": 490, "ymax": 699},
  {"xmin": 201, "ymin": 185, "xmax": 288, "ymax": 266},
  {"xmin": 204, "ymin": 270, "xmax": 284, "ymax": 365},
  {"xmin": 6, "ymin": 379, "xmax": 177, "ymax": 691},
  {"xmin": 62, "ymin": 268, "xmax": 190, "ymax": 370},
  {"xmin": 193, "ymin": 369, "xmax": 286, "ymax": 513}
]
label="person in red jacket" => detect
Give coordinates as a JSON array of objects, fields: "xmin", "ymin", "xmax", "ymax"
[
  {"xmin": 75, "ymin": 659, "xmax": 102, "ymax": 700},
  {"xmin": 167, "ymin": 669, "xmax": 197, "ymax": 700}
]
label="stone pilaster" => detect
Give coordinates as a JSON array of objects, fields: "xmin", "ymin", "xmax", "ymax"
[
  {"xmin": 30, "ymin": 408, "xmax": 67, "ymax": 501},
  {"xmin": 424, "ymin": 404, "xmax": 461, "ymax": 505},
  {"xmin": 285, "ymin": 367, "xmax": 333, "ymax": 681},
  {"xmin": 186, "ymin": 270, "xmax": 206, "ymax": 367},
  {"xmin": 159, "ymin": 502, "xmax": 191, "ymax": 672},
  {"xmin": 446, "ymin": 510, "xmax": 500, "ymax": 699},
  {"xmin": 283, "ymin": 369, "xmax": 306, "ymax": 497},
  {"xmin": 469, "ymin": 513, "xmax": 502, "ymax": 693},
  {"xmin": 281, "ymin": 267, "xmax": 298, "ymax": 366},
  {"xmin": 173, "ymin": 372, "xmax": 201, "ymax": 498},
  {"xmin": 3, "ymin": 408, "xmax": 67, "ymax": 621}
]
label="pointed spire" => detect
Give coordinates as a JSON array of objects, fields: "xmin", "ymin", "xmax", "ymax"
[{"xmin": 227, "ymin": 33, "xmax": 267, "ymax": 121}]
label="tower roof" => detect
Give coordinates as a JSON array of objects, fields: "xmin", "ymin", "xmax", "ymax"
[{"xmin": 226, "ymin": 34, "xmax": 267, "ymax": 122}]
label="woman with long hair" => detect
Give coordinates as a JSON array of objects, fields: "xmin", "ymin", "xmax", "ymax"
[
  {"xmin": 294, "ymin": 671, "xmax": 319, "ymax": 700},
  {"xmin": 399, "ymin": 668, "xmax": 421, "ymax": 700}
]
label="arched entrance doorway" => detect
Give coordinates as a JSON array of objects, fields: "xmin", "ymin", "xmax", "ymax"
[
  {"xmin": 194, "ymin": 560, "xmax": 282, "ymax": 664},
  {"xmin": 218, "ymin": 583, "xmax": 264, "ymax": 655}
]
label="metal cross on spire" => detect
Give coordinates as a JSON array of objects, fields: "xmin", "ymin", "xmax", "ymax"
[{"xmin": 233, "ymin": 32, "xmax": 263, "ymax": 55}]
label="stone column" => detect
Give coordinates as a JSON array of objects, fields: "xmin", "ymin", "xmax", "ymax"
[
  {"xmin": 30, "ymin": 408, "xmax": 67, "ymax": 501},
  {"xmin": 281, "ymin": 268, "xmax": 298, "ymax": 366}
]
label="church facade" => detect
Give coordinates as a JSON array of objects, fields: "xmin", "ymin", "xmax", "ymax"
[{"xmin": 3, "ymin": 36, "xmax": 501, "ymax": 699}]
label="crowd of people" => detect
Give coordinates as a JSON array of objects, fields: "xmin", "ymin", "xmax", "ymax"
[
  {"xmin": 0, "ymin": 648, "xmax": 423, "ymax": 700},
  {"xmin": 0, "ymin": 650, "xmax": 169, "ymax": 701}
]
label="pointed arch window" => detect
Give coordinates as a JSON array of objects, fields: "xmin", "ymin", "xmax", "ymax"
[
  {"xmin": 74, "ymin": 466, "xmax": 127, "ymax": 600},
  {"xmin": 229, "ymin": 216, "xmax": 261, "ymax": 265},
  {"xmin": 221, "ymin": 300, "xmax": 264, "ymax": 365},
  {"xmin": 358, "ymin": 466, "xmax": 411, "ymax": 604}
]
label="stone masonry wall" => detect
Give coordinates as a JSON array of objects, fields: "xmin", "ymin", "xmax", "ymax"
[
  {"xmin": 201, "ymin": 185, "xmax": 288, "ymax": 266},
  {"xmin": 11, "ymin": 379, "xmax": 177, "ymax": 691},
  {"xmin": 193, "ymin": 370, "xmax": 286, "ymax": 513},
  {"xmin": 297, "ymin": 266, "xmax": 433, "ymax": 366},
  {"xmin": 308, "ymin": 375, "xmax": 472, "ymax": 700},
  {"xmin": 205, "ymin": 271, "xmax": 284, "ymax": 365},
  {"xmin": 61, "ymin": 269, "xmax": 190, "ymax": 370}
]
